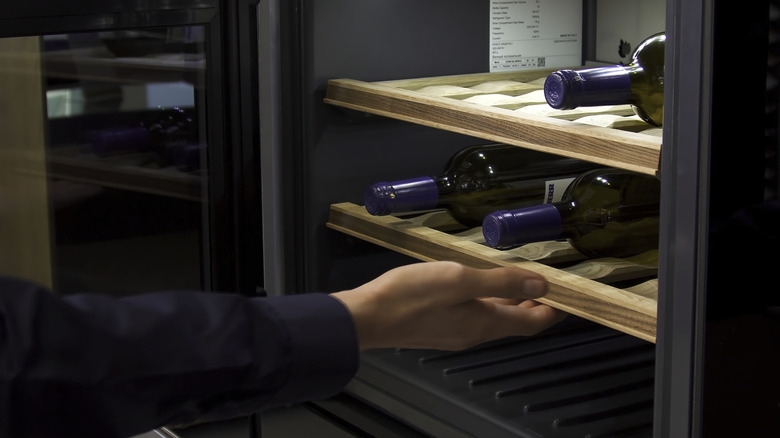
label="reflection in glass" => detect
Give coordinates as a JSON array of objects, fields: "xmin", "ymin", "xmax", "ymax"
[{"xmin": 0, "ymin": 27, "xmax": 208, "ymax": 297}]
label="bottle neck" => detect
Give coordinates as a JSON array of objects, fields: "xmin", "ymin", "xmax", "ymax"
[
  {"xmin": 544, "ymin": 66, "xmax": 633, "ymax": 109},
  {"xmin": 364, "ymin": 176, "xmax": 440, "ymax": 215},
  {"xmin": 482, "ymin": 204, "xmax": 563, "ymax": 248},
  {"xmin": 91, "ymin": 126, "xmax": 152, "ymax": 156}
]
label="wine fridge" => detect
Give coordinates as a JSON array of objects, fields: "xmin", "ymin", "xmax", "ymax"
[{"xmin": 1, "ymin": 1, "xmax": 778, "ymax": 437}]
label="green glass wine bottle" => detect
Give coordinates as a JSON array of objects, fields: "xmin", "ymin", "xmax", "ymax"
[
  {"xmin": 363, "ymin": 144, "xmax": 600, "ymax": 227},
  {"xmin": 544, "ymin": 32, "xmax": 665, "ymax": 127},
  {"xmin": 482, "ymin": 167, "xmax": 661, "ymax": 258}
]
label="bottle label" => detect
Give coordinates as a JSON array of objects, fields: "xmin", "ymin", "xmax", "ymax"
[
  {"xmin": 489, "ymin": 0, "xmax": 582, "ymax": 72},
  {"xmin": 545, "ymin": 177, "xmax": 575, "ymax": 203}
]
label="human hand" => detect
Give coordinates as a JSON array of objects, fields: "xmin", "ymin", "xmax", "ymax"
[{"xmin": 331, "ymin": 261, "xmax": 567, "ymax": 351}]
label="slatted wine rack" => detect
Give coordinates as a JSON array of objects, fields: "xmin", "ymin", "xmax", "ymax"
[
  {"xmin": 327, "ymin": 204, "xmax": 657, "ymax": 343},
  {"xmin": 324, "ymin": 70, "xmax": 662, "ymax": 343},
  {"xmin": 325, "ymin": 70, "xmax": 662, "ymax": 176}
]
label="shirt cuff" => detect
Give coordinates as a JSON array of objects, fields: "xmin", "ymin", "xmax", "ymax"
[{"xmin": 262, "ymin": 293, "xmax": 359, "ymax": 406}]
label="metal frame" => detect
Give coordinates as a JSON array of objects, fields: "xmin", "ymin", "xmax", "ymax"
[
  {"xmin": 654, "ymin": 0, "xmax": 711, "ymax": 435},
  {"xmin": 256, "ymin": 0, "xmax": 292, "ymax": 298},
  {"xmin": 216, "ymin": 0, "xmax": 265, "ymax": 296},
  {"xmin": 657, "ymin": 1, "xmax": 777, "ymax": 437}
]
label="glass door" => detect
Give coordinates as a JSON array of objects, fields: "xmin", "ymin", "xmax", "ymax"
[
  {"xmin": 0, "ymin": 28, "xmax": 207, "ymax": 296},
  {"xmin": 0, "ymin": 1, "xmax": 261, "ymax": 298}
]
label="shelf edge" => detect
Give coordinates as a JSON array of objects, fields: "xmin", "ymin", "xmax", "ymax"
[{"xmin": 327, "ymin": 202, "xmax": 657, "ymax": 343}]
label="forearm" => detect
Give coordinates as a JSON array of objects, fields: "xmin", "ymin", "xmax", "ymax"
[{"xmin": 0, "ymin": 277, "xmax": 359, "ymax": 438}]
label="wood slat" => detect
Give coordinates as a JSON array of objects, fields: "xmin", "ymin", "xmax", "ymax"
[
  {"xmin": 324, "ymin": 71, "xmax": 662, "ymax": 176},
  {"xmin": 0, "ymin": 37, "xmax": 53, "ymax": 287},
  {"xmin": 46, "ymin": 147, "xmax": 202, "ymax": 201},
  {"xmin": 327, "ymin": 202, "xmax": 658, "ymax": 343}
]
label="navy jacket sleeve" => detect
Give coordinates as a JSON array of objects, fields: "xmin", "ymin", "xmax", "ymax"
[{"xmin": 0, "ymin": 276, "xmax": 359, "ymax": 438}]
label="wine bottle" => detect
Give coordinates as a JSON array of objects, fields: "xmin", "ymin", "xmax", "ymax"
[
  {"xmin": 91, "ymin": 107, "xmax": 199, "ymax": 170},
  {"xmin": 482, "ymin": 168, "xmax": 660, "ymax": 258},
  {"xmin": 544, "ymin": 32, "xmax": 665, "ymax": 127},
  {"xmin": 363, "ymin": 144, "xmax": 600, "ymax": 227}
]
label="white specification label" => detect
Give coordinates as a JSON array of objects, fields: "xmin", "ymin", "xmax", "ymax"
[{"xmin": 490, "ymin": 0, "xmax": 582, "ymax": 72}]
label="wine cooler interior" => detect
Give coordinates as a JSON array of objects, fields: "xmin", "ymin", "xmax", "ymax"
[
  {"xmin": 254, "ymin": 1, "xmax": 666, "ymax": 437},
  {"xmin": 1, "ymin": 1, "xmax": 778, "ymax": 437},
  {"xmin": 273, "ymin": 0, "xmax": 777, "ymax": 437}
]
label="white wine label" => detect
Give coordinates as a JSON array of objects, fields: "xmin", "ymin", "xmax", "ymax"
[
  {"xmin": 545, "ymin": 177, "xmax": 576, "ymax": 203},
  {"xmin": 490, "ymin": 0, "xmax": 582, "ymax": 72}
]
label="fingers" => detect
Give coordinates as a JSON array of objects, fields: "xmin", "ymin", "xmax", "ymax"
[
  {"xmin": 482, "ymin": 297, "xmax": 545, "ymax": 306},
  {"xmin": 358, "ymin": 261, "xmax": 549, "ymax": 308},
  {"xmin": 471, "ymin": 300, "xmax": 564, "ymax": 337},
  {"xmin": 436, "ymin": 262, "xmax": 549, "ymax": 303},
  {"xmin": 478, "ymin": 299, "xmax": 569, "ymax": 333},
  {"xmin": 335, "ymin": 261, "xmax": 563, "ymax": 351},
  {"xmin": 496, "ymin": 302, "xmax": 569, "ymax": 336},
  {"xmin": 405, "ymin": 301, "xmax": 568, "ymax": 351}
]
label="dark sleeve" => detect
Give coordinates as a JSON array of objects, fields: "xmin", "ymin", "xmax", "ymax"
[{"xmin": 0, "ymin": 276, "xmax": 359, "ymax": 438}]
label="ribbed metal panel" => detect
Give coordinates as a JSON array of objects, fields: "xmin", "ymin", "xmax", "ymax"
[{"xmin": 355, "ymin": 319, "xmax": 654, "ymax": 437}]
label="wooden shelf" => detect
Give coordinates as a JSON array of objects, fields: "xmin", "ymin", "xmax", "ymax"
[
  {"xmin": 324, "ymin": 70, "xmax": 662, "ymax": 343},
  {"xmin": 43, "ymin": 49, "xmax": 205, "ymax": 85},
  {"xmin": 1, "ymin": 48, "xmax": 204, "ymax": 85},
  {"xmin": 47, "ymin": 146, "xmax": 202, "ymax": 201},
  {"xmin": 325, "ymin": 70, "xmax": 662, "ymax": 176},
  {"xmin": 327, "ymin": 203, "xmax": 658, "ymax": 343}
]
